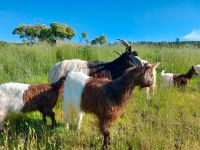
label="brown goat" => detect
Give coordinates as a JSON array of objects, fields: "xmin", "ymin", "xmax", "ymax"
[
  {"xmin": 0, "ymin": 76, "xmax": 66, "ymax": 130},
  {"xmin": 63, "ymin": 64, "xmax": 156, "ymax": 148},
  {"xmin": 21, "ymin": 76, "xmax": 66, "ymax": 127},
  {"xmin": 173, "ymin": 66, "xmax": 198, "ymax": 86},
  {"xmin": 161, "ymin": 66, "xmax": 198, "ymax": 87}
]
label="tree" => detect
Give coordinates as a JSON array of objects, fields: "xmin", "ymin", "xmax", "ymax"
[
  {"xmin": 96, "ymin": 35, "xmax": 107, "ymax": 45},
  {"xmin": 24, "ymin": 25, "xmax": 39, "ymax": 43},
  {"xmin": 91, "ymin": 39, "xmax": 98, "ymax": 45},
  {"xmin": 81, "ymin": 32, "xmax": 89, "ymax": 45},
  {"xmin": 37, "ymin": 25, "xmax": 52, "ymax": 42},
  {"xmin": 13, "ymin": 23, "xmax": 76, "ymax": 44},
  {"xmin": 81, "ymin": 32, "xmax": 87, "ymax": 39},
  {"xmin": 91, "ymin": 35, "xmax": 107, "ymax": 46},
  {"xmin": 13, "ymin": 24, "xmax": 26, "ymax": 42},
  {"xmin": 50, "ymin": 22, "xmax": 76, "ymax": 40}
]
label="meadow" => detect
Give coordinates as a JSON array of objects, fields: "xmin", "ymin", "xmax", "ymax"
[{"xmin": 0, "ymin": 42, "xmax": 199, "ymax": 149}]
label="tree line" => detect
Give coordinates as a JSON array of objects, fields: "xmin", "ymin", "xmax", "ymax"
[{"xmin": 13, "ymin": 22, "xmax": 107, "ymax": 45}]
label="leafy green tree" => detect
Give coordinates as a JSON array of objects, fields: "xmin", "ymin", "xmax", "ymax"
[
  {"xmin": 50, "ymin": 22, "xmax": 76, "ymax": 40},
  {"xmin": 91, "ymin": 39, "xmax": 98, "ymax": 45},
  {"xmin": 13, "ymin": 24, "xmax": 40, "ymax": 43},
  {"xmin": 37, "ymin": 25, "xmax": 52, "ymax": 42},
  {"xmin": 91, "ymin": 35, "xmax": 107, "ymax": 46},
  {"xmin": 81, "ymin": 32, "xmax": 87, "ymax": 39},
  {"xmin": 12, "ymin": 24, "xmax": 26, "ymax": 42},
  {"xmin": 13, "ymin": 23, "xmax": 76, "ymax": 44},
  {"xmin": 81, "ymin": 32, "xmax": 89, "ymax": 45},
  {"xmin": 24, "ymin": 25, "xmax": 39, "ymax": 43},
  {"xmin": 96, "ymin": 35, "xmax": 107, "ymax": 45}
]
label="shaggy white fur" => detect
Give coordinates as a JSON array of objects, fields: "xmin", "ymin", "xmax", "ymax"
[
  {"xmin": 48, "ymin": 59, "xmax": 89, "ymax": 83},
  {"xmin": 160, "ymin": 70, "xmax": 174, "ymax": 87},
  {"xmin": 0, "ymin": 82, "xmax": 29, "ymax": 130},
  {"xmin": 62, "ymin": 71, "xmax": 90, "ymax": 130}
]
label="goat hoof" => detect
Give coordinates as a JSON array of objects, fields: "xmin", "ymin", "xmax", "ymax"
[
  {"xmin": 103, "ymin": 145, "xmax": 108, "ymax": 150},
  {"xmin": 103, "ymin": 139, "xmax": 110, "ymax": 148}
]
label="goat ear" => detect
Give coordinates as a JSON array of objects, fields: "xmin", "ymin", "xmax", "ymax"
[
  {"xmin": 127, "ymin": 46, "xmax": 132, "ymax": 52},
  {"xmin": 152, "ymin": 62, "xmax": 161, "ymax": 69}
]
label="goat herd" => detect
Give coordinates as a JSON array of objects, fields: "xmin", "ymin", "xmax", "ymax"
[{"xmin": 0, "ymin": 39, "xmax": 199, "ymax": 148}]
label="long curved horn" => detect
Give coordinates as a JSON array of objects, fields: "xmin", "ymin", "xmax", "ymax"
[
  {"xmin": 113, "ymin": 50, "xmax": 121, "ymax": 56},
  {"xmin": 117, "ymin": 39, "xmax": 131, "ymax": 49}
]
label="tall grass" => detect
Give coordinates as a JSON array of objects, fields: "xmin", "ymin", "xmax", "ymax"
[{"xmin": 0, "ymin": 43, "xmax": 199, "ymax": 149}]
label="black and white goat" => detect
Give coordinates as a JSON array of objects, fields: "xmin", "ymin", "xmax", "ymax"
[
  {"xmin": 48, "ymin": 39, "xmax": 143, "ymax": 83},
  {"xmin": 49, "ymin": 40, "xmax": 160, "ymax": 100}
]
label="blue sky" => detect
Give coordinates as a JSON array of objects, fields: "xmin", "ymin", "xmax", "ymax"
[{"xmin": 1, "ymin": 0, "xmax": 200, "ymax": 43}]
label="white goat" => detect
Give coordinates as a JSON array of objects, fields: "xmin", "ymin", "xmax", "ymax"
[{"xmin": 48, "ymin": 59, "xmax": 89, "ymax": 83}]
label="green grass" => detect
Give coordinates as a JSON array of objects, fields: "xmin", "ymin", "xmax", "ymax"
[{"xmin": 0, "ymin": 43, "xmax": 200, "ymax": 149}]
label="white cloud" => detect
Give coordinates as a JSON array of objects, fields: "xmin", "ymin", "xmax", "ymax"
[{"xmin": 184, "ymin": 30, "xmax": 200, "ymax": 41}]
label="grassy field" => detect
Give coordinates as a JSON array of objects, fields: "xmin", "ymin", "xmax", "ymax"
[{"xmin": 0, "ymin": 42, "xmax": 199, "ymax": 149}]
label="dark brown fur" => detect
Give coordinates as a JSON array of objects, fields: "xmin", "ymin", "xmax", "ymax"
[
  {"xmin": 173, "ymin": 66, "xmax": 198, "ymax": 87},
  {"xmin": 81, "ymin": 65, "xmax": 155, "ymax": 148},
  {"xmin": 22, "ymin": 76, "xmax": 66, "ymax": 127}
]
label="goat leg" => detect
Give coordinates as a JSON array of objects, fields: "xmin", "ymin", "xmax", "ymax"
[
  {"xmin": 49, "ymin": 111, "xmax": 57, "ymax": 128},
  {"xmin": 42, "ymin": 114, "xmax": 47, "ymax": 125},
  {"xmin": 100, "ymin": 118, "xmax": 111, "ymax": 148},
  {"xmin": 103, "ymin": 131, "xmax": 110, "ymax": 146}
]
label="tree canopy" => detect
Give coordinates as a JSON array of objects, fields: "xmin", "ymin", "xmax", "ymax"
[
  {"xmin": 13, "ymin": 22, "xmax": 76, "ymax": 44},
  {"xmin": 91, "ymin": 35, "xmax": 107, "ymax": 46}
]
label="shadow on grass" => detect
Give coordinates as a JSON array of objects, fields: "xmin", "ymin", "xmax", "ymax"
[
  {"xmin": 7, "ymin": 113, "xmax": 63, "ymax": 132},
  {"xmin": 0, "ymin": 113, "xmax": 65, "ymax": 147}
]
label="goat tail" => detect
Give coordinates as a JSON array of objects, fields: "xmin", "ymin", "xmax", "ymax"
[{"xmin": 160, "ymin": 70, "xmax": 165, "ymax": 77}]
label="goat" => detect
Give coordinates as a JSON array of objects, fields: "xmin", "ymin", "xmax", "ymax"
[
  {"xmin": 144, "ymin": 62, "xmax": 160, "ymax": 101},
  {"xmin": 49, "ymin": 40, "xmax": 159, "ymax": 100},
  {"xmin": 160, "ymin": 66, "xmax": 198, "ymax": 87},
  {"xmin": 133, "ymin": 58, "xmax": 160, "ymax": 101},
  {"xmin": 0, "ymin": 76, "xmax": 66, "ymax": 130},
  {"xmin": 48, "ymin": 39, "xmax": 143, "ymax": 84},
  {"xmin": 62, "ymin": 64, "xmax": 157, "ymax": 148}
]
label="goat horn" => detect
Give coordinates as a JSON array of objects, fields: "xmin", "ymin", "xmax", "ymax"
[
  {"xmin": 113, "ymin": 50, "xmax": 121, "ymax": 56},
  {"xmin": 117, "ymin": 39, "xmax": 131, "ymax": 49}
]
